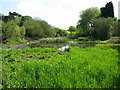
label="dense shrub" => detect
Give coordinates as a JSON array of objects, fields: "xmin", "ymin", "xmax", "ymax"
[{"xmin": 91, "ymin": 18, "xmax": 113, "ymax": 40}]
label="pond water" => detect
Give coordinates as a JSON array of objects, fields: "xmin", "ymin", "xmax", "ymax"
[
  {"xmin": 22, "ymin": 41, "xmax": 120, "ymax": 52},
  {"xmin": 26, "ymin": 41, "xmax": 96, "ymax": 49},
  {"xmin": 27, "ymin": 43, "xmax": 67, "ymax": 48}
]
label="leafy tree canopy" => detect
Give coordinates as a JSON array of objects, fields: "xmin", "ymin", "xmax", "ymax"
[
  {"xmin": 77, "ymin": 7, "xmax": 100, "ymax": 33},
  {"xmin": 68, "ymin": 26, "xmax": 77, "ymax": 33}
]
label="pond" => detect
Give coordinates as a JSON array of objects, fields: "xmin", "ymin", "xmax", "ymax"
[
  {"xmin": 23, "ymin": 40, "xmax": 120, "ymax": 52},
  {"xmin": 26, "ymin": 41, "xmax": 96, "ymax": 49}
]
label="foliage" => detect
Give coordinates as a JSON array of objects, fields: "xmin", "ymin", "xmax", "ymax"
[
  {"xmin": 64, "ymin": 47, "xmax": 70, "ymax": 52},
  {"xmin": 68, "ymin": 26, "xmax": 77, "ymax": 38},
  {"xmin": 2, "ymin": 14, "xmax": 26, "ymax": 43},
  {"xmin": 77, "ymin": 7, "xmax": 100, "ymax": 32},
  {"xmin": 54, "ymin": 28, "xmax": 68, "ymax": 37},
  {"xmin": 2, "ymin": 46, "xmax": 119, "ymax": 88},
  {"xmin": 68, "ymin": 26, "xmax": 77, "ymax": 33},
  {"xmin": 19, "ymin": 26, "xmax": 26, "ymax": 39},
  {"xmin": 76, "ymin": 4, "xmax": 117, "ymax": 40},
  {"xmin": 23, "ymin": 19, "xmax": 44, "ymax": 39},
  {"xmin": 91, "ymin": 18, "xmax": 114, "ymax": 40},
  {"xmin": 2, "ymin": 12, "xmax": 61, "ymax": 44},
  {"xmin": 2, "ymin": 20, "xmax": 21, "ymax": 41},
  {"xmin": 61, "ymin": 30, "xmax": 68, "ymax": 37},
  {"xmin": 100, "ymin": 2, "xmax": 114, "ymax": 18},
  {"xmin": 8, "ymin": 12, "xmax": 22, "ymax": 19},
  {"xmin": 111, "ymin": 21, "xmax": 120, "ymax": 36},
  {"xmin": 0, "ymin": 20, "xmax": 2, "ymax": 43},
  {"xmin": 77, "ymin": 37, "xmax": 91, "ymax": 41},
  {"xmin": 38, "ymin": 38, "xmax": 69, "ymax": 44},
  {"xmin": 3, "ymin": 39, "xmax": 28, "ymax": 45},
  {"xmin": 95, "ymin": 40, "xmax": 107, "ymax": 44},
  {"xmin": 20, "ymin": 16, "xmax": 33, "ymax": 26},
  {"xmin": 39, "ymin": 20, "xmax": 56, "ymax": 37}
]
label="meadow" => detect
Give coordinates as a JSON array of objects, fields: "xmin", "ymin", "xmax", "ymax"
[{"xmin": 2, "ymin": 44, "xmax": 120, "ymax": 88}]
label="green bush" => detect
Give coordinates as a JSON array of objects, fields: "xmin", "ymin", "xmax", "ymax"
[
  {"xmin": 95, "ymin": 40, "xmax": 107, "ymax": 44},
  {"xmin": 77, "ymin": 37, "xmax": 91, "ymax": 41},
  {"xmin": 91, "ymin": 18, "xmax": 114, "ymax": 40},
  {"xmin": 64, "ymin": 48, "xmax": 70, "ymax": 52},
  {"xmin": 4, "ymin": 39, "xmax": 28, "ymax": 45}
]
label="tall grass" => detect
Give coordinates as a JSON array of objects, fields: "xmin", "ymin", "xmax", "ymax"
[{"xmin": 2, "ymin": 45, "xmax": 119, "ymax": 88}]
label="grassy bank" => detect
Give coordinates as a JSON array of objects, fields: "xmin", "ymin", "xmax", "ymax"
[{"xmin": 2, "ymin": 45, "xmax": 119, "ymax": 88}]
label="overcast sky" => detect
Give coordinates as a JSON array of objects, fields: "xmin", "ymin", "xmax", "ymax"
[{"xmin": 0, "ymin": 0, "xmax": 119, "ymax": 29}]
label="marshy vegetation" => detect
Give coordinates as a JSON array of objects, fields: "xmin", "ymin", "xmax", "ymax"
[
  {"xmin": 1, "ymin": 1, "xmax": 120, "ymax": 88},
  {"xmin": 2, "ymin": 44, "xmax": 120, "ymax": 88}
]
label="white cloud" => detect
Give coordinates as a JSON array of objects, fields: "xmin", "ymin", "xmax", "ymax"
[
  {"xmin": 0, "ymin": 0, "xmax": 19, "ymax": 2},
  {"xmin": 118, "ymin": 1, "xmax": 120, "ymax": 19},
  {"xmin": 17, "ymin": 0, "xmax": 119, "ymax": 29}
]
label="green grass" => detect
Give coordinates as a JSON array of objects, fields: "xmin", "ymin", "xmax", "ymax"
[
  {"xmin": 0, "ymin": 47, "xmax": 2, "ymax": 89},
  {"xmin": 3, "ymin": 39, "xmax": 28, "ymax": 45},
  {"xmin": 95, "ymin": 40, "xmax": 107, "ymax": 44},
  {"xmin": 2, "ymin": 45, "xmax": 119, "ymax": 88},
  {"xmin": 77, "ymin": 37, "xmax": 92, "ymax": 41}
]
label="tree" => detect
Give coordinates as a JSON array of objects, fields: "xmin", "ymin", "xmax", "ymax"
[
  {"xmin": 100, "ymin": 7, "xmax": 106, "ymax": 17},
  {"xmin": 9, "ymin": 12, "xmax": 22, "ymax": 19},
  {"xmin": 20, "ymin": 16, "xmax": 32, "ymax": 26},
  {"xmin": 2, "ymin": 20, "xmax": 21, "ymax": 41},
  {"xmin": 53, "ymin": 28, "xmax": 68, "ymax": 37},
  {"xmin": 0, "ymin": 18, "xmax": 2, "ymax": 43},
  {"xmin": 2, "ymin": 16, "xmax": 10, "ymax": 23},
  {"xmin": 23, "ymin": 19, "xmax": 44, "ymax": 39},
  {"xmin": 2, "ymin": 12, "xmax": 58, "ymax": 43},
  {"xmin": 68, "ymin": 26, "xmax": 77, "ymax": 33},
  {"xmin": 68, "ymin": 26, "xmax": 77, "ymax": 38},
  {"xmin": 39, "ymin": 20, "xmax": 55, "ymax": 37},
  {"xmin": 91, "ymin": 18, "xmax": 114, "ymax": 40},
  {"xmin": 61, "ymin": 30, "xmax": 68, "ymax": 37},
  {"xmin": 54, "ymin": 28, "xmax": 61, "ymax": 37},
  {"xmin": 111, "ymin": 21, "xmax": 120, "ymax": 36},
  {"xmin": 100, "ymin": 2, "xmax": 114, "ymax": 18},
  {"xmin": 13, "ymin": 18, "xmax": 21, "ymax": 26},
  {"xmin": 21, "ymin": 16, "xmax": 56, "ymax": 39},
  {"xmin": 19, "ymin": 26, "xmax": 26, "ymax": 40},
  {"xmin": 77, "ymin": 7, "xmax": 100, "ymax": 36}
]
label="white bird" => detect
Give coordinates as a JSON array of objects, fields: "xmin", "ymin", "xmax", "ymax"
[{"xmin": 58, "ymin": 45, "xmax": 69, "ymax": 51}]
